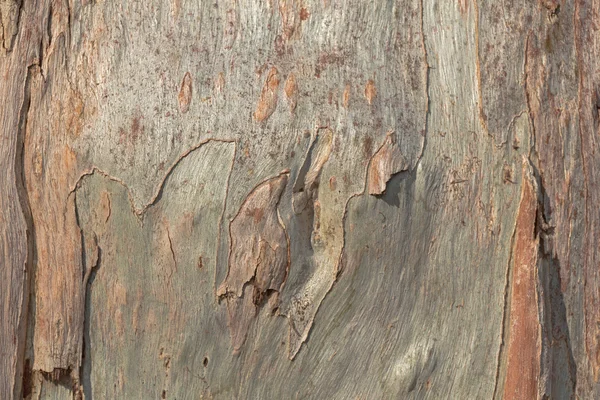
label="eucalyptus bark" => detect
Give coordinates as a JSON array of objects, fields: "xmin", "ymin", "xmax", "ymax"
[{"xmin": 1, "ymin": 0, "xmax": 597, "ymax": 399}]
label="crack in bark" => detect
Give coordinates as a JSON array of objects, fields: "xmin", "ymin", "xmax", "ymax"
[
  {"xmin": 14, "ymin": 63, "xmax": 37, "ymax": 400},
  {"xmin": 523, "ymin": 21, "xmax": 579, "ymax": 395},
  {"xmin": 491, "ymin": 32, "xmax": 539, "ymax": 400},
  {"xmin": 75, "ymin": 210, "xmax": 100, "ymax": 400},
  {"xmin": 0, "ymin": 0, "xmax": 23, "ymax": 52},
  {"xmin": 0, "ymin": 10, "xmax": 4, "ymax": 50},
  {"xmin": 166, "ymin": 224, "xmax": 178, "ymax": 273},
  {"xmin": 473, "ymin": 0, "xmax": 490, "ymax": 138},
  {"xmin": 417, "ymin": 0, "xmax": 430, "ymax": 165}
]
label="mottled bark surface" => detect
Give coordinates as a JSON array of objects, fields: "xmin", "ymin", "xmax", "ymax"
[{"xmin": 1, "ymin": 0, "xmax": 598, "ymax": 398}]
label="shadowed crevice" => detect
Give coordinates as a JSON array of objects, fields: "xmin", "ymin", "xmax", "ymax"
[
  {"xmin": 535, "ymin": 173, "xmax": 577, "ymax": 399},
  {"xmin": 15, "ymin": 64, "xmax": 37, "ymax": 400},
  {"xmin": 81, "ymin": 245, "xmax": 101, "ymax": 400}
]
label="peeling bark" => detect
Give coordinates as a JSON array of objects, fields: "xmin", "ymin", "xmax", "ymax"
[
  {"xmin": 178, "ymin": 72, "xmax": 193, "ymax": 114},
  {"xmin": 218, "ymin": 172, "xmax": 290, "ymax": 353},
  {"xmin": 253, "ymin": 67, "xmax": 280, "ymax": 122},
  {"xmin": 368, "ymin": 132, "xmax": 409, "ymax": 196},
  {"xmin": 502, "ymin": 159, "xmax": 542, "ymax": 400}
]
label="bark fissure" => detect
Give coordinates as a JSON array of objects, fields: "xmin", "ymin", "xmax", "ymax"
[
  {"xmin": 80, "ymin": 241, "xmax": 99, "ymax": 400},
  {"xmin": 39, "ymin": 367, "xmax": 80, "ymax": 396},
  {"xmin": 418, "ymin": 0, "xmax": 430, "ymax": 163},
  {"xmin": 73, "ymin": 192, "xmax": 99, "ymax": 400},
  {"xmin": 521, "ymin": 15, "xmax": 578, "ymax": 398},
  {"xmin": 166, "ymin": 224, "xmax": 178, "ymax": 271},
  {"xmin": 473, "ymin": 0, "xmax": 489, "ymax": 137},
  {"xmin": 535, "ymin": 184, "xmax": 578, "ymax": 398},
  {"xmin": 15, "ymin": 63, "xmax": 38, "ymax": 400},
  {"xmin": 573, "ymin": 0, "xmax": 600, "ymax": 386},
  {"xmin": 0, "ymin": 0, "xmax": 23, "ymax": 52}
]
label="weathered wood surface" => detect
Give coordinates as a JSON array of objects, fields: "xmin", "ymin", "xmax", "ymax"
[{"xmin": 1, "ymin": 0, "xmax": 598, "ymax": 398}]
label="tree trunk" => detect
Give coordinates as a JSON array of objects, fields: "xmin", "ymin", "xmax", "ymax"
[{"xmin": 1, "ymin": 0, "xmax": 596, "ymax": 398}]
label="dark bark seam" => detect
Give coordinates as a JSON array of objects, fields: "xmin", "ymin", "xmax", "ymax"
[
  {"xmin": 417, "ymin": 0, "xmax": 430, "ymax": 164},
  {"xmin": 1, "ymin": 0, "xmax": 24, "ymax": 52},
  {"xmin": 15, "ymin": 64, "xmax": 37, "ymax": 400}
]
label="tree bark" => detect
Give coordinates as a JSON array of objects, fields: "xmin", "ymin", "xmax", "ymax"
[{"xmin": 1, "ymin": 0, "xmax": 596, "ymax": 398}]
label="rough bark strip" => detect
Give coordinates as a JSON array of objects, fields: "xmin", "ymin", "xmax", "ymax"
[
  {"xmin": 1, "ymin": 0, "xmax": 50, "ymax": 395},
  {"xmin": 473, "ymin": 0, "xmax": 488, "ymax": 137},
  {"xmin": 475, "ymin": 0, "xmax": 534, "ymax": 144},
  {"xmin": 418, "ymin": 0, "xmax": 430, "ymax": 163},
  {"xmin": 575, "ymin": 0, "xmax": 600, "ymax": 391},
  {"xmin": 502, "ymin": 158, "xmax": 542, "ymax": 400},
  {"xmin": 522, "ymin": 2, "xmax": 588, "ymax": 395},
  {"xmin": 10, "ymin": 63, "xmax": 36, "ymax": 400}
]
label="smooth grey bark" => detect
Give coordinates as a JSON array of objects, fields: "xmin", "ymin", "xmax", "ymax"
[{"xmin": 1, "ymin": 0, "xmax": 597, "ymax": 399}]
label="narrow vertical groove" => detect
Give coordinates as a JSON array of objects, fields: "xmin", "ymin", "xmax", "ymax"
[
  {"xmin": 473, "ymin": 0, "xmax": 489, "ymax": 137},
  {"xmin": 81, "ymin": 243, "xmax": 100, "ymax": 400},
  {"xmin": 418, "ymin": 0, "xmax": 430, "ymax": 163},
  {"xmin": 14, "ymin": 64, "xmax": 37, "ymax": 400},
  {"xmin": 1, "ymin": 0, "xmax": 23, "ymax": 52},
  {"xmin": 74, "ymin": 192, "xmax": 99, "ymax": 400}
]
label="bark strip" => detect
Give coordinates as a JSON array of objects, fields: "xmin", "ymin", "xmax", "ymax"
[{"xmin": 502, "ymin": 159, "xmax": 542, "ymax": 400}]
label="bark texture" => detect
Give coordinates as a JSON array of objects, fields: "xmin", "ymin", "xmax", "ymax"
[{"xmin": 0, "ymin": 0, "xmax": 597, "ymax": 398}]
